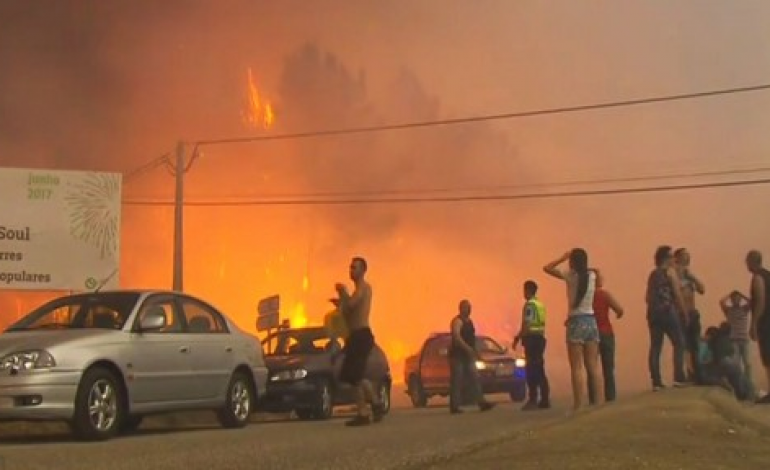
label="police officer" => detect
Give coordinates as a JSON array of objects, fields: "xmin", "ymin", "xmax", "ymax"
[{"xmin": 513, "ymin": 280, "xmax": 551, "ymax": 410}]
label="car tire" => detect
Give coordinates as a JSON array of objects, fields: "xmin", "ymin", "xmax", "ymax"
[
  {"xmin": 120, "ymin": 415, "xmax": 143, "ymax": 434},
  {"xmin": 217, "ymin": 371, "xmax": 253, "ymax": 428},
  {"xmin": 71, "ymin": 367, "xmax": 124, "ymax": 441},
  {"xmin": 509, "ymin": 382, "xmax": 527, "ymax": 403},
  {"xmin": 408, "ymin": 376, "xmax": 427, "ymax": 408},
  {"xmin": 312, "ymin": 379, "xmax": 334, "ymax": 420},
  {"xmin": 378, "ymin": 380, "xmax": 391, "ymax": 414}
]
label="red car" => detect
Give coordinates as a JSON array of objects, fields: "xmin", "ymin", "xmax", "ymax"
[{"xmin": 403, "ymin": 332, "xmax": 527, "ymax": 407}]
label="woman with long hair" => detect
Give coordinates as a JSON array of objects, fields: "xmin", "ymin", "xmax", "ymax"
[{"xmin": 544, "ymin": 248, "xmax": 603, "ymax": 411}]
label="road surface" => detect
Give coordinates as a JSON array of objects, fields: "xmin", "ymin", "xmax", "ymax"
[
  {"xmin": 0, "ymin": 388, "xmax": 561, "ymax": 470},
  {"xmin": 2, "ymin": 387, "xmax": 769, "ymax": 469}
]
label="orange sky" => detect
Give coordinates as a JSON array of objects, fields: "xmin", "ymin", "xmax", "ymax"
[{"xmin": 2, "ymin": 1, "xmax": 770, "ymax": 391}]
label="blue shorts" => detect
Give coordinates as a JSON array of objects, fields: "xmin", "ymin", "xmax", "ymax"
[{"xmin": 566, "ymin": 315, "xmax": 600, "ymax": 344}]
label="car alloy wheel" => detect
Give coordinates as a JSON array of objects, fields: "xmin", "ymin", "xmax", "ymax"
[
  {"xmin": 231, "ymin": 379, "xmax": 251, "ymax": 421},
  {"xmin": 88, "ymin": 379, "xmax": 118, "ymax": 432},
  {"xmin": 378, "ymin": 382, "xmax": 391, "ymax": 413},
  {"xmin": 71, "ymin": 367, "xmax": 124, "ymax": 441},
  {"xmin": 314, "ymin": 380, "xmax": 333, "ymax": 420},
  {"xmin": 218, "ymin": 371, "xmax": 253, "ymax": 428}
]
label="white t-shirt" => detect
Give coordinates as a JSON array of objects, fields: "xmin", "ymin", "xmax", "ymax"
[{"xmin": 566, "ymin": 270, "xmax": 596, "ymax": 316}]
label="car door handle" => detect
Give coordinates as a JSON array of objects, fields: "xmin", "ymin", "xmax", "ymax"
[{"xmin": 179, "ymin": 346, "xmax": 190, "ymax": 353}]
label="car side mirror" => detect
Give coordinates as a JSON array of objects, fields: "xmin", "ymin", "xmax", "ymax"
[{"xmin": 139, "ymin": 313, "xmax": 166, "ymax": 332}]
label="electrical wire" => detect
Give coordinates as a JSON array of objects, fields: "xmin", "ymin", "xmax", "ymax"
[
  {"xmin": 131, "ymin": 164, "xmax": 770, "ymax": 200},
  {"xmin": 194, "ymin": 83, "xmax": 770, "ymax": 147},
  {"xmin": 122, "ymin": 176, "xmax": 770, "ymax": 207},
  {"xmin": 121, "ymin": 82, "xmax": 770, "ymax": 182}
]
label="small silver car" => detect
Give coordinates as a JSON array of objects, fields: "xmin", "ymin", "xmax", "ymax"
[{"xmin": 0, "ymin": 290, "xmax": 268, "ymax": 441}]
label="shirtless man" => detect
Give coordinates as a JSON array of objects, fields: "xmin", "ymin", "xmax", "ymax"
[
  {"xmin": 335, "ymin": 256, "xmax": 385, "ymax": 426},
  {"xmin": 674, "ymin": 248, "xmax": 706, "ymax": 384}
]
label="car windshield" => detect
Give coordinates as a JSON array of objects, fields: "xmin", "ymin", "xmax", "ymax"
[
  {"xmin": 476, "ymin": 336, "xmax": 505, "ymax": 354},
  {"xmin": 5, "ymin": 292, "xmax": 140, "ymax": 332},
  {"xmin": 263, "ymin": 328, "xmax": 342, "ymax": 356}
]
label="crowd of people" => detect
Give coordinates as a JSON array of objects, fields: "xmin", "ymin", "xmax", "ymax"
[
  {"xmin": 330, "ymin": 246, "xmax": 770, "ymax": 425},
  {"xmin": 507, "ymin": 246, "xmax": 770, "ymax": 413}
]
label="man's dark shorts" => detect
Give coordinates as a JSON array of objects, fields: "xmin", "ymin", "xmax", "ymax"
[
  {"xmin": 340, "ymin": 327, "xmax": 375, "ymax": 385},
  {"xmin": 758, "ymin": 316, "xmax": 770, "ymax": 367}
]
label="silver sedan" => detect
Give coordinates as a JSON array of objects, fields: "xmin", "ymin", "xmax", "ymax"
[{"xmin": 0, "ymin": 290, "xmax": 268, "ymax": 441}]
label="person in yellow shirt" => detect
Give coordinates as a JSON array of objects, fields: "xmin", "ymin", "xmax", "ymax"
[{"xmin": 513, "ymin": 280, "xmax": 551, "ymax": 410}]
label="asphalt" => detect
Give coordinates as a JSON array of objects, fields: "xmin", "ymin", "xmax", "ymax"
[
  {"xmin": 0, "ymin": 390, "xmax": 564, "ymax": 470},
  {"xmin": 1, "ymin": 387, "xmax": 769, "ymax": 470}
]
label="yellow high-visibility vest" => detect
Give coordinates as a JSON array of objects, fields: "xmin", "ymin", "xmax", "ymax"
[{"xmin": 526, "ymin": 297, "xmax": 546, "ymax": 333}]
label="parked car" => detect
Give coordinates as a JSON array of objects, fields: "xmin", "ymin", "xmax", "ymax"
[
  {"xmin": 403, "ymin": 332, "xmax": 527, "ymax": 407},
  {"xmin": 0, "ymin": 290, "xmax": 268, "ymax": 441},
  {"xmin": 257, "ymin": 326, "xmax": 391, "ymax": 420}
]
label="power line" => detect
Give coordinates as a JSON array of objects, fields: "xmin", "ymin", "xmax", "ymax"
[
  {"xmin": 193, "ymin": 83, "xmax": 770, "ymax": 147},
  {"xmin": 122, "ymin": 176, "xmax": 770, "ymax": 207},
  {"xmin": 135, "ymin": 164, "xmax": 770, "ymax": 200},
  {"xmin": 123, "ymin": 153, "xmax": 171, "ymax": 183},
  {"xmin": 121, "ymin": 82, "xmax": 770, "ymax": 184}
]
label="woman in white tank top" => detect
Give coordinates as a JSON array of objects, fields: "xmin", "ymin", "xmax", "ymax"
[{"xmin": 544, "ymin": 248, "xmax": 602, "ymax": 411}]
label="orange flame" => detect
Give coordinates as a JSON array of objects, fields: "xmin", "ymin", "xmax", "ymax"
[{"xmin": 243, "ymin": 67, "xmax": 275, "ymax": 129}]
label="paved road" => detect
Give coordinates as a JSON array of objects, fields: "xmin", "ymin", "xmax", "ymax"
[{"xmin": 0, "ymin": 388, "xmax": 568, "ymax": 470}]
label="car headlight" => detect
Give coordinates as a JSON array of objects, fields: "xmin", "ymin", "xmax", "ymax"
[
  {"xmin": 515, "ymin": 358, "xmax": 526, "ymax": 368},
  {"xmin": 270, "ymin": 368, "xmax": 308, "ymax": 382},
  {"xmin": 474, "ymin": 360, "xmax": 487, "ymax": 370},
  {"xmin": 0, "ymin": 350, "xmax": 56, "ymax": 372}
]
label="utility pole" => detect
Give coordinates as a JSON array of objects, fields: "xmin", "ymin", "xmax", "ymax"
[{"xmin": 172, "ymin": 141, "xmax": 185, "ymax": 291}]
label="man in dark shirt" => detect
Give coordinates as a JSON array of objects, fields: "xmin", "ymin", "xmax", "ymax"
[
  {"xmin": 746, "ymin": 250, "xmax": 770, "ymax": 404},
  {"xmin": 449, "ymin": 299, "xmax": 494, "ymax": 414}
]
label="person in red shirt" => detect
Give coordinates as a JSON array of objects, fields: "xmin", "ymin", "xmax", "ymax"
[{"xmin": 588, "ymin": 269, "xmax": 625, "ymax": 403}]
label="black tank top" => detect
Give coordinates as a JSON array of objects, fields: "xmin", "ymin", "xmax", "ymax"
[
  {"xmin": 751, "ymin": 268, "xmax": 770, "ymax": 324},
  {"xmin": 450, "ymin": 315, "xmax": 476, "ymax": 358}
]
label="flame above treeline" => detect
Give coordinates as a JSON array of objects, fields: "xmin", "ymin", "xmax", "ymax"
[{"xmin": 243, "ymin": 67, "xmax": 275, "ymax": 130}]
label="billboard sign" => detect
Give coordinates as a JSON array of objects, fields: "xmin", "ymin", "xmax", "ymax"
[{"xmin": 0, "ymin": 167, "xmax": 122, "ymax": 291}]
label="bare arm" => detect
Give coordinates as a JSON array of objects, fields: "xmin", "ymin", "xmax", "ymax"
[
  {"xmin": 543, "ymin": 251, "xmax": 571, "ymax": 280},
  {"xmin": 514, "ymin": 305, "xmax": 534, "ymax": 347},
  {"xmin": 719, "ymin": 294, "xmax": 731, "ymax": 316},
  {"xmin": 605, "ymin": 290, "xmax": 624, "ymax": 319},
  {"xmin": 686, "ymin": 270, "xmax": 706, "ymax": 295},
  {"xmin": 667, "ymin": 267, "xmax": 688, "ymax": 317},
  {"xmin": 451, "ymin": 317, "xmax": 477, "ymax": 357},
  {"xmin": 337, "ymin": 283, "xmax": 368, "ymax": 314}
]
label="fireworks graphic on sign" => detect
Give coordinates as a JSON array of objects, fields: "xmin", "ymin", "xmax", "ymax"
[{"xmin": 65, "ymin": 172, "xmax": 121, "ymax": 260}]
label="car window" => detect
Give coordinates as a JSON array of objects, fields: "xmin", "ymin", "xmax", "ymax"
[
  {"xmin": 135, "ymin": 300, "xmax": 182, "ymax": 333},
  {"xmin": 179, "ymin": 298, "xmax": 228, "ymax": 334},
  {"xmin": 264, "ymin": 329, "xmax": 340, "ymax": 355},
  {"xmin": 425, "ymin": 336, "xmax": 450, "ymax": 357},
  {"xmin": 6, "ymin": 292, "xmax": 138, "ymax": 331}
]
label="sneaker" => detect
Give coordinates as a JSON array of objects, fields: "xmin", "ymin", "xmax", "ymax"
[
  {"xmin": 755, "ymin": 394, "xmax": 770, "ymax": 405},
  {"xmin": 479, "ymin": 401, "xmax": 495, "ymax": 412},
  {"xmin": 673, "ymin": 381, "xmax": 689, "ymax": 388},
  {"xmin": 538, "ymin": 400, "xmax": 551, "ymax": 409},
  {"xmin": 450, "ymin": 408, "xmax": 464, "ymax": 415},
  {"xmin": 652, "ymin": 384, "xmax": 666, "ymax": 392},
  {"xmin": 521, "ymin": 401, "xmax": 539, "ymax": 411},
  {"xmin": 345, "ymin": 415, "xmax": 371, "ymax": 427}
]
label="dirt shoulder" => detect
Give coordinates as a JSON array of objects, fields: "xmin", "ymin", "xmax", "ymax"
[{"xmin": 426, "ymin": 388, "xmax": 770, "ymax": 470}]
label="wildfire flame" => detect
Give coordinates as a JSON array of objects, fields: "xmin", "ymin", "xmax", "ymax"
[{"xmin": 243, "ymin": 67, "xmax": 275, "ymax": 129}]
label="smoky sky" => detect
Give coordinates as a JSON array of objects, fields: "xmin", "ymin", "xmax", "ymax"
[{"xmin": 3, "ymin": 1, "xmax": 770, "ymax": 392}]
